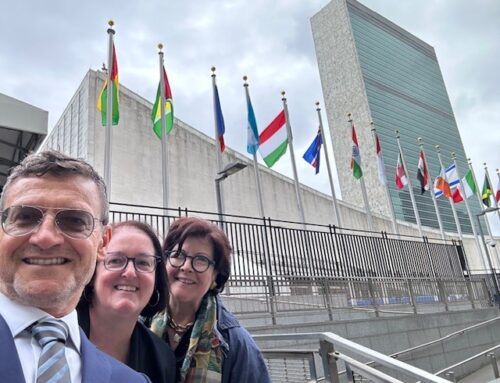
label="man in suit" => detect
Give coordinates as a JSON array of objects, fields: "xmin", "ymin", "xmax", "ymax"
[{"xmin": 0, "ymin": 150, "xmax": 149, "ymax": 383}]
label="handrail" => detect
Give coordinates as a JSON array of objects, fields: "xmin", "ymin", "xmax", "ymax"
[
  {"xmin": 254, "ymin": 332, "xmax": 451, "ymax": 382},
  {"xmin": 434, "ymin": 343, "xmax": 500, "ymax": 376},
  {"xmin": 334, "ymin": 351, "xmax": 403, "ymax": 383},
  {"xmin": 389, "ymin": 316, "xmax": 500, "ymax": 360}
]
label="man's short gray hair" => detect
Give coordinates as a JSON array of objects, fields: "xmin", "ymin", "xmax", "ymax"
[{"xmin": 0, "ymin": 150, "xmax": 109, "ymax": 224}]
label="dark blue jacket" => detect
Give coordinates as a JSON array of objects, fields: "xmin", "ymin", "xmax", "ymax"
[{"xmin": 216, "ymin": 297, "xmax": 271, "ymax": 383}]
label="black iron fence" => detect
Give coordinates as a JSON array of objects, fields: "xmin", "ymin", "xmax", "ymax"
[{"xmin": 109, "ymin": 202, "xmax": 466, "ymax": 282}]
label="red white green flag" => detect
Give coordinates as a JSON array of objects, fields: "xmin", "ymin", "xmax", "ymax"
[
  {"xmin": 97, "ymin": 43, "xmax": 119, "ymax": 126},
  {"xmin": 452, "ymin": 170, "xmax": 476, "ymax": 203},
  {"xmin": 151, "ymin": 66, "xmax": 174, "ymax": 139},
  {"xmin": 259, "ymin": 110, "xmax": 287, "ymax": 168},
  {"xmin": 350, "ymin": 122, "xmax": 362, "ymax": 179}
]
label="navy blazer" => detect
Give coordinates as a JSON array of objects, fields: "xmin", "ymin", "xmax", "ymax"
[{"xmin": 0, "ymin": 314, "xmax": 150, "ymax": 383}]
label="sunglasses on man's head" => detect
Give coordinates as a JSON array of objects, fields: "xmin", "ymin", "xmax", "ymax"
[{"xmin": 0, "ymin": 205, "xmax": 100, "ymax": 239}]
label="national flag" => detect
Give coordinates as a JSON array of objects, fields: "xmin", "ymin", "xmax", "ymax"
[
  {"xmin": 303, "ymin": 129, "xmax": 322, "ymax": 174},
  {"xmin": 416, "ymin": 150, "xmax": 429, "ymax": 194},
  {"xmin": 259, "ymin": 110, "xmax": 287, "ymax": 167},
  {"xmin": 97, "ymin": 43, "xmax": 119, "ymax": 126},
  {"xmin": 213, "ymin": 83, "xmax": 225, "ymax": 152},
  {"xmin": 395, "ymin": 152, "xmax": 407, "ymax": 189},
  {"xmin": 246, "ymin": 91, "xmax": 259, "ymax": 155},
  {"xmin": 481, "ymin": 175, "xmax": 493, "ymax": 207},
  {"xmin": 151, "ymin": 66, "xmax": 174, "ymax": 139},
  {"xmin": 375, "ymin": 132, "xmax": 386, "ymax": 185},
  {"xmin": 350, "ymin": 122, "xmax": 362, "ymax": 179},
  {"xmin": 434, "ymin": 164, "xmax": 459, "ymax": 198},
  {"xmin": 451, "ymin": 170, "xmax": 477, "ymax": 203}
]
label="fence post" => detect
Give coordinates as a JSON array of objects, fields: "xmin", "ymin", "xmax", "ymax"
[
  {"xmin": 263, "ymin": 217, "xmax": 277, "ymax": 325},
  {"xmin": 319, "ymin": 340, "xmax": 339, "ymax": 383},
  {"xmin": 322, "ymin": 278, "xmax": 334, "ymax": 321},
  {"xmin": 437, "ymin": 279, "xmax": 449, "ymax": 312},
  {"xmin": 407, "ymin": 279, "xmax": 418, "ymax": 314},
  {"xmin": 488, "ymin": 352, "xmax": 500, "ymax": 378},
  {"xmin": 367, "ymin": 279, "xmax": 379, "ymax": 317},
  {"xmin": 465, "ymin": 278, "xmax": 476, "ymax": 309}
]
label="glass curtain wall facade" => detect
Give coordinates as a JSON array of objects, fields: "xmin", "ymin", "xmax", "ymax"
[{"xmin": 346, "ymin": 1, "xmax": 479, "ymax": 234}]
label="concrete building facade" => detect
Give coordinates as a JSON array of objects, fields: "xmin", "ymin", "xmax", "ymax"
[
  {"xmin": 311, "ymin": 0, "xmax": 483, "ymax": 235},
  {"xmin": 0, "ymin": 93, "xmax": 47, "ymax": 194},
  {"xmin": 37, "ymin": 69, "xmax": 490, "ymax": 271}
]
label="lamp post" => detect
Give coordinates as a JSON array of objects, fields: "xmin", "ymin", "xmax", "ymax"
[
  {"xmin": 475, "ymin": 206, "xmax": 500, "ymax": 303},
  {"xmin": 215, "ymin": 161, "xmax": 247, "ymax": 227}
]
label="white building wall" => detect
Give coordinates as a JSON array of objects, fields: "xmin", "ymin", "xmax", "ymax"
[{"xmin": 39, "ymin": 70, "xmax": 493, "ymax": 273}]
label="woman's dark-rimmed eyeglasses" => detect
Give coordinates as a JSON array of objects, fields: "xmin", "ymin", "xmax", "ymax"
[
  {"xmin": 165, "ymin": 250, "xmax": 215, "ymax": 273},
  {"xmin": 104, "ymin": 252, "xmax": 160, "ymax": 273}
]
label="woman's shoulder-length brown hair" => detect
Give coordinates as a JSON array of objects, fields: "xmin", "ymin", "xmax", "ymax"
[{"xmin": 163, "ymin": 217, "xmax": 231, "ymax": 293}]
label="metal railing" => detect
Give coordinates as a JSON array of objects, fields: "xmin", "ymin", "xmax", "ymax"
[
  {"xmin": 222, "ymin": 275, "xmax": 491, "ymax": 324},
  {"xmin": 255, "ymin": 332, "xmax": 452, "ymax": 383},
  {"xmin": 109, "ymin": 202, "xmax": 467, "ymax": 281},
  {"xmin": 435, "ymin": 345, "xmax": 500, "ymax": 382}
]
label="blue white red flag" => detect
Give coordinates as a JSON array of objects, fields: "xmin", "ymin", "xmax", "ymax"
[
  {"xmin": 303, "ymin": 129, "xmax": 322, "ymax": 174},
  {"xmin": 213, "ymin": 83, "xmax": 225, "ymax": 152}
]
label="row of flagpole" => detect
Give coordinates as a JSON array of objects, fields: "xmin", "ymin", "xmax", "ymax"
[{"xmin": 97, "ymin": 22, "xmax": 500, "ymax": 248}]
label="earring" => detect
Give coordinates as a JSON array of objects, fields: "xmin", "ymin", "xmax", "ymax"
[
  {"xmin": 149, "ymin": 290, "xmax": 160, "ymax": 307},
  {"xmin": 210, "ymin": 281, "xmax": 217, "ymax": 290}
]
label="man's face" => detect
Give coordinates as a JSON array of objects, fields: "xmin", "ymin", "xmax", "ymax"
[{"xmin": 0, "ymin": 175, "xmax": 110, "ymax": 317}]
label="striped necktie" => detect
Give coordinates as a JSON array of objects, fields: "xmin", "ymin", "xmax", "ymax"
[{"xmin": 31, "ymin": 319, "xmax": 72, "ymax": 383}]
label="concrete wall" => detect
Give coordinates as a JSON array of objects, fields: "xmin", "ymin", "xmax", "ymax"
[
  {"xmin": 0, "ymin": 92, "xmax": 48, "ymax": 135},
  {"xmin": 252, "ymin": 307, "xmax": 500, "ymax": 380},
  {"xmin": 39, "ymin": 70, "xmax": 495, "ymax": 273}
]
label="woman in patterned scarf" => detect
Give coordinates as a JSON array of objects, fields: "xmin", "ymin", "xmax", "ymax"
[{"xmin": 151, "ymin": 217, "xmax": 270, "ymax": 383}]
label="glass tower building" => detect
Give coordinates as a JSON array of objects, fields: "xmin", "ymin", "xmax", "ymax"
[{"xmin": 311, "ymin": 0, "xmax": 482, "ymax": 234}]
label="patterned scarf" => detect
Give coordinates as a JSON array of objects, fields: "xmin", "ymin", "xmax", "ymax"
[{"xmin": 151, "ymin": 293, "xmax": 223, "ymax": 383}]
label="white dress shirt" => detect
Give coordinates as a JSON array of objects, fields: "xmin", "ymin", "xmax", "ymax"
[{"xmin": 0, "ymin": 292, "xmax": 82, "ymax": 383}]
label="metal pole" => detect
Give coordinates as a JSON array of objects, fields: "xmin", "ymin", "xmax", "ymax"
[
  {"xmin": 282, "ymin": 91, "xmax": 306, "ymax": 226},
  {"xmin": 452, "ymin": 153, "xmax": 487, "ymax": 270},
  {"xmin": 371, "ymin": 123, "xmax": 398, "ymax": 235},
  {"xmin": 476, "ymin": 213, "xmax": 500, "ymax": 300},
  {"xmin": 349, "ymin": 114, "xmax": 374, "ymax": 232},
  {"xmin": 243, "ymin": 77, "xmax": 265, "ymax": 218},
  {"xmin": 215, "ymin": 177, "xmax": 224, "ymax": 227},
  {"xmin": 468, "ymin": 159, "xmax": 500, "ymax": 268},
  {"xmin": 436, "ymin": 146, "xmax": 464, "ymax": 240},
  {"xmin": 395, "ymin": 130, "xmax": 423, "ymax": 237},
  {"xmin": 103, "ymin": 20, "xmax": 115, "ymax": 201},
  {"xmin": 211, "ymin": 67, "xmax": 224, "ymax": 216},
  {"xmin": 158, "ymin": 44, "xmax": 169, "ymax": 209},
  {"xmin": 316, "ymin": 102, "xmax": 342, "ymax": 227},
  {"xmin": 418, "ymin": 138, "xmax": 445, "ymax": 240}
]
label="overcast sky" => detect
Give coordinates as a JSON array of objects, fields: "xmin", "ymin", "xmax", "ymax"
[{"xmin": 1, "ymin": 0, "xmax": 499, "ymax": 230}]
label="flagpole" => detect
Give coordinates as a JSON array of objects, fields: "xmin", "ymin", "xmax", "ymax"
[
  {"xmin": 417, "ymin": 138, "xmax": 445, "ymax": 240},
  {"xmin": 158, "ymin": 44, "xmax": 169, "ymax": 209},
  {"xmin": 371, "ymin": 123, "xmax": 398, "ymax": 235},
  {"xmin": 436, "ymin": 145, "xmax": 464, "ymax": 241},
  {"xmin": 243, "ymin": 76, "xmax": 265, "ymax": 218},
  {"xmin": 282, "ymin": 91, "xmax": 306, "ymax": 226},
  {"xmin": 395, "ymin": 130, "xmax": 423, "ymax": 237},
  {"xmin": 484, "ymin": 163, "xmax": 500, "ymax": 218},
  {"xmin": 452, "ymin": 153, "xmax": 487, "ymax": 269},
  {"xmin": 103, "ymin": 20, "xmax": 115, "ymax": 201},
  {"xmin": 348, "ymin": 114, "xmax": 374, "ymax": 232},
  {"xmin": 468, "ymin": 159, "xmax": 500, "ymax": 269},
  {"xmin": 211, "ymin": 67, "xmax": 224, "ymax": 216},
  {"xmin": 316, "ymin": 102, "xmax": 342, "ymax": 227}
]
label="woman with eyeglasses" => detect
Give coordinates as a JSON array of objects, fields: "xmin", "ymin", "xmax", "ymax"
[
  {"xmin": 77, "ymin": 221, "xmax": 176, "ymax": 383},
  {"xmin": 151, "ymin": 217, "xmax": 270, "ymax": 383}
]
